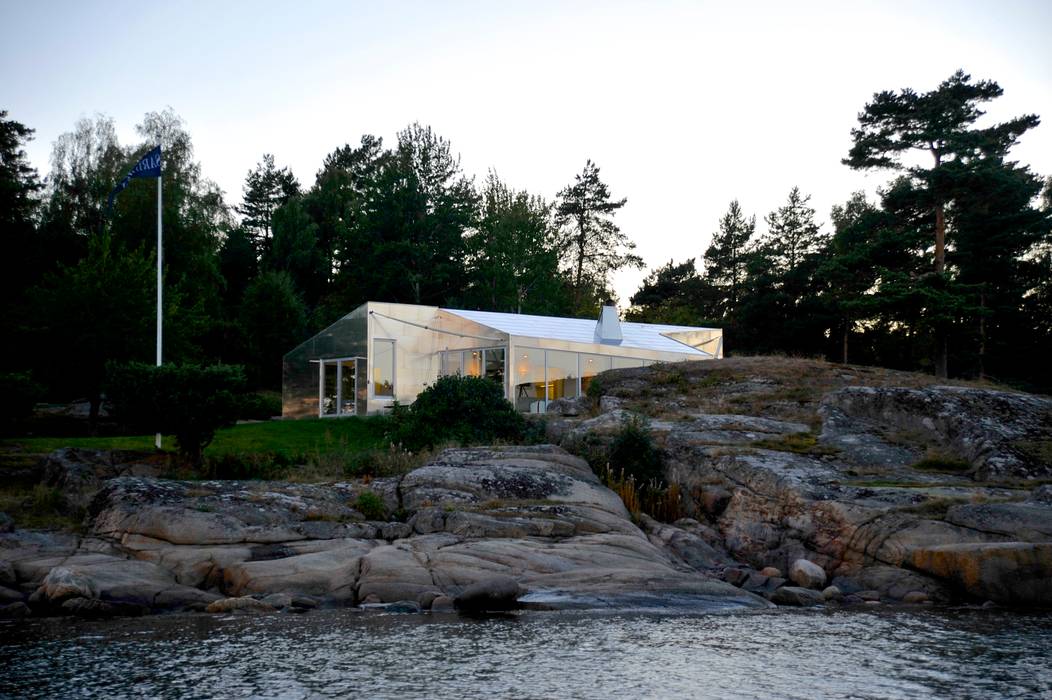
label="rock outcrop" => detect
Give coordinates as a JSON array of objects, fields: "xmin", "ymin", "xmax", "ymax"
[
  {"xmin": 0, "ymin": 445, "xmax": 767, "ymax": 617},
  {"xmin": 568, "ymin": 358, "xmax": 1052, "ymax": 608}
]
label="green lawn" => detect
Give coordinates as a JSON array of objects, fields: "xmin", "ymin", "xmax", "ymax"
[{"xmin": 2, "ymin": 417, "xmax": 390, "ymax": 459}]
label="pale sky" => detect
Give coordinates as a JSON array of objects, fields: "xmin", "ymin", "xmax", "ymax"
[{"xmin": 3, "ymin": 0, "xmax": 1051, "ymax": 304}]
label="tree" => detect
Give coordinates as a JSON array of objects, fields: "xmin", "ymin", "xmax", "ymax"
[
  {"xmin": 265, "ymin": 197, "xmax": 328, "ymax": 308},
  {"xmin": 464, "ymin": 171, "xmax": 565, "ymax": 314},
  {"xmin": 30, "ymin": 234, "xmax": 154, "ymax": 425},
  {"xmin": 703, "ymin": 200, "xmax": 755, "ymax": 318},
  {"xmin": 239, "ymin": 154, "xmax": 300, "ymax": 258},
  {"xmin": 555, "ymin": 160, "xmax": 642, "ymax": 313},
  {"xmin": 760, "ymin": 187, "xmax": 826, "ymax": 275},
  {"xmin": 627, "ymin": 259, "xmax": 710, "ymax": 325},
  {"xmin": 240, "ymin": 271, "xmax": 308, "ymax": 389},
  {"xmin": 844, "ymin": 70, "xmax": 1040, "ymax": 377},
  {"xmin": 0, "ymin": 111, "xmax": 44, "ymax": 372},
  {"xmin": 327, "ymin": 123, "xmax": 476, "ymax": 309}
]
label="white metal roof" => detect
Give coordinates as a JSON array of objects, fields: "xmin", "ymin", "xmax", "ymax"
[{"xmin": 441, "ymin": 308, "xmax": 715, "ymax": 357}]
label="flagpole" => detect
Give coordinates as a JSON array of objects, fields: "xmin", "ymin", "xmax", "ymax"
[{"xmin": 155, "ymin": 174, "xmax": 163, "ymax": 450}]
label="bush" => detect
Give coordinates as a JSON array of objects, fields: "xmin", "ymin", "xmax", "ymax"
[
  {"xmin": 238, "ymin": 391, "xmax": 282, "ymax": 421},
  {"xmin": 0, "ymin": 372, "xmax": 42, "ymax": 435},
  {"xmin": 607, "ymin": 418, "xmax": 664, "ymax": 485},
  {"xmin": 355, "ymin": 490, "xmax": 386, "ymax": 520},
  {"xmin": 342, "ymin": 446, "xmax": 419, "ymax": 478},
  {"xmin": 107, "ymin": 362, "xmax": 246, "ymax": 465},
  {"xmin": 203, "ymin": 452, "xmax": 294, "ymax": 480},
  {"xmin": 389, "ymin": 375, "xmax": 525, "ymax": 450}
]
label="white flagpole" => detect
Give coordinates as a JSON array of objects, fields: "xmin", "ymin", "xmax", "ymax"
[{"xmin": 155, "ymin": 173, "xmax": 163, "ymax": 450}]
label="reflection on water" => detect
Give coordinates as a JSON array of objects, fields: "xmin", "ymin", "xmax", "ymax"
[{"xmin": 2, "ymin": 607, "xmax": 1051, "ymax": 699}]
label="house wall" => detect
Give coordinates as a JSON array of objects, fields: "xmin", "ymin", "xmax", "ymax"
[{"xmin": 364, "ymin": 303, "xmax": 508, "ymax": 414}]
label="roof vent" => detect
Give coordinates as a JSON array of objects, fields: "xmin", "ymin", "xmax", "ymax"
[{"xmin": 594, "ymin": 300, "xmax": 623, "ymax": 344}]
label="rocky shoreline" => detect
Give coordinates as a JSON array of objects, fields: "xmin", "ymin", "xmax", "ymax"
[{"xmin": 2, "ymin": 359, "xmax": 1051, "ymax": 620}]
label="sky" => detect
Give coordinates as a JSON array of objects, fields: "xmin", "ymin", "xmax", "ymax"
[{"xmin": 3, "ymin": 0, "xmax": 1051, "ymax": 304}]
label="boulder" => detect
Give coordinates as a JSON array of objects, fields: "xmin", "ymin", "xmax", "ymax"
[
  {"xmin": 909, "ymin": 542, "xmax": 1052, "ymax": 606},
  {"xmin": 760, "ymin": 566, "xmax": 782, "ymax": 578},
  {"xmin": 0, "ymin": 602, "xmax": 29, "ymax": 619},
  {"xmin": 454, "ymin": 575, "xmax": 523, "ymax": 612},
  {"xmin": 822, "ymin": 585, "xmax": 842, "ymax": 601},
  {"xmin": 205, "ymin": 596, "xmax": 275, "ymax": 613},
  {"xmin": 430, "ymin": 595, "xmax": 455, "ymax": 612},
  {"xmin": 769, "ymin": 586, "xmax": 823, "ymax": 607},
  {"xmin": 39, "ymin": 566, "xmax": 98, "ymax": 603},
  {"xmin": 789, "ymin": 559, "xmax": 826, "ymax": 589},
  {"xmin": 902, "ymin": 591, "xmax": 930, "ymax": 604}
]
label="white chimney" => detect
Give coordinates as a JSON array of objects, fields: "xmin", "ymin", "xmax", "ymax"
[{"xmin": 594, "ymin": 300, "xmax": 623, "ymax": 343}]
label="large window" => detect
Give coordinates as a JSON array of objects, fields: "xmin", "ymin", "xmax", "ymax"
[
  {"xmin": 372, "ymin": 339, "xmax": 395, "ymax": 397},
  {"xmin": 485, "ymin": 348, "xmax": 505, "ymax": 388},
  {"xmin": 581, "ymin": 353, "xmax": 612, "ymax": 395},
  {"xmin": 465, "ymin": 350, "xmax": 483, "ymax": 378},
  {"xmin": 514, "ymin": 348, "xmax": 545, "ymax": 412},
  {"xmin": 513, "ymin": 348, "xmax": 656, "ymax": 412},
  {"xmin": 546, "ymin": 350, "xmax": 578, "ymax": 401}
]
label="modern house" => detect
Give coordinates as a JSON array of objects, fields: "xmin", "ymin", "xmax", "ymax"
[{"xmin": 281, "ymin": 301, "xmax": 723, "ymax": 418}]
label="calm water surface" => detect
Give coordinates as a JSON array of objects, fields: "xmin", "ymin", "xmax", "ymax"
[{"xmin": 1, "ymin": 607, "xmax": 1051, "ymax": 699}]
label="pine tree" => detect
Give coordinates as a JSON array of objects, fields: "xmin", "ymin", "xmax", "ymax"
[
  {"xmin": 703, "ymin": 200, "xmax": 755, "ymax": 317},
  {"xmin": 761, "ymin": 187, "xmax": 826, "ymax": 275},
  {"xmin": 555, "ymin": 160, "xmax": 642, "ymax": 313},
  {"xmin": 464, "ymin": 171, "xmax": 565, "ymax": 314},
  {"xmin": 844, "ymin": 70, "xmax": 1040, "ymax": 377},
  {"xmin": 239, "ymin": 153, "xmax": 300, "ymax": 258}
]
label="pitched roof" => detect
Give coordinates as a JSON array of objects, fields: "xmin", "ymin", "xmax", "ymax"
[{"xmin": 441, "ymin": 308, "xmax": 715, "ymax": 357}]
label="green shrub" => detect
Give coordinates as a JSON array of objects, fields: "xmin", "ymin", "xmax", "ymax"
[
  {"xmin": 911, "ymin": 450, "xmax": 972, "ymax": 474},
  {"xmin": 355, "ymin": 490, "xmax": 386, "ymax": 520},
  {"xmin": 342, "ymin": 446, "xmax": 419, "ymax": 478},
  {"xmin": 238, "ymin": 391, "xmax": 282, "ymax": 421},
  {"xmin": 390, "ymin": 375, "xmax": 525, "ymax": 450},
  {"xmin": 107, "ymin": 362, "xmax": 246, "ymax": 465},
  {"xmin": 0, "ymin": 371, "xmax": 42, "ymax": 435},
  {"xmin": 607, "ymin": 418, "xmax": 664, "ymax": 485},
  {"xmin": 203, "ymin": 452, "xmax": 294, "ymax": 480}
]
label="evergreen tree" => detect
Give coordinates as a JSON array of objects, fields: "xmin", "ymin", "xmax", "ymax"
[
  {"xmin": 463, "ymin": 171, "xmax": 565, "ymax": 314},
  {"xmin": 627, "ymin": 259, "xmax": 711, "ymax": 325},
  {"xmin": 265, "ymin": 197, "xmax": 328, "ymax": 309},
  {"xmin": 760, "ymin": 187, "xmax": 826, "ymax": 275},
  {"xmin": 0, "ymin": 111, "xmax": 44, "ymax": 373},
  {"xmin": 703, "ymin": 200, "xmax": 755, "ymax": 318},
  {"xmin": 555, "ymin": 160, "xmax": 642, "ymax": 313},
  {"xmin": 239, "ymin": 154, "xmax": 300, "ymax": 259},
  {"xmin": 844, "ymin": 69, "xmax": 1040, "ymax": 377},
  {"xmin": 240, "ymin": 271, "xmax": 307, "ymax": 389},
  {"xmin": 30, "ymin": 234, "xmax": 154, "ymax": 424}
]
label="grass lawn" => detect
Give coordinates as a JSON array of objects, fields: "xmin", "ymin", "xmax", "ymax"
[{"xmin": 1, "ymin": 417, "xmax": 390, "ymax": 459}]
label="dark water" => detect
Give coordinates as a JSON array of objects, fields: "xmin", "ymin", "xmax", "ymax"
[{"xmin": 2, "ymin": 607, "xmax": 1051, "ymax": 699}]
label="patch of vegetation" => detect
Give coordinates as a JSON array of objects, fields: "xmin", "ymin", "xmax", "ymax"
[
  {"xmin": 751, "ymin": 432, "xmax": 838, "ymax": 456},
  {"xmin": 107, "ymin": 361, "xmax": 246, "ymax": 465},
  {"xmin": 585, "ymin": 374, "xmax": 606, "ymax": 400},
  {"xmin": 354, "ymin": 490, "xmax": 386, "ymax": 520},
  {"xmin": 388, "ymin": 375, "xmax": 525, "ymax": 450},
  {"xmin": 201, "ymin": 451, "xmax": 295, "ymax": 480},
  {"xmin": 1016, "ymin": 439, "xmax": 1052, "ymax": 466},
  {"xmin": 0, "ymin": 483, "xmax": 83, "ymax": 531},
  {"xmin": 911, "ymin": 450, "xmax": 973, "ymax": 474},
  {"xmin": 897, "ymin": 496, "xmax": 970, "ymax": 520},
  {"xmin": 607, "ymin": 418, "xmax": 664, "ymax": 485},
  {"xmin": 0, "ymin": 372, "xmax": 43, "ymax": 436},
  {"xmin": 237, "ymin": 391, "xmax": 282, "ymax": 421},
  {"xmin": 342, "ymin": 446, "xmax": 423, "ymax": 478}
]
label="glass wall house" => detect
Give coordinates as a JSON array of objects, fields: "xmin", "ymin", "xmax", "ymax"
[{"xmin": 282, "ymin": 301, "xmax": 722, "ymax": 417}]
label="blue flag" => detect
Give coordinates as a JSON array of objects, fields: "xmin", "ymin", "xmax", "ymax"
[{"xmin": 107, "ymin": 145, "xmax": 162, "ymax": 213}]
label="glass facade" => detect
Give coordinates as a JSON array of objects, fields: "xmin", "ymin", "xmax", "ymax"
[
  {"xmin": 514, "ymin": 348, "xmax": 545, "ymax": 412},
  {"xmin": 373, "ymin": 339, "xmax": 395, "ymax": 397},
  {"xmin": 465, "ymin": 350, "xmax": 483, "ymax": 377},
  {"xmin": 485, "ymin": 348, "xmax": 505, "ymax": 387},
  {"xmin": 545, "ymin": 349, "xmax": 579, "ymax": 401},
  {"xmin": 580, "ymin": 353, "xmax": 612, "ymax": 395}
]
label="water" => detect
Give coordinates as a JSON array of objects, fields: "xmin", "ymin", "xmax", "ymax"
[{"xmin": 2, "ymin": 607, "xmax": 1051, "ymax": 699}]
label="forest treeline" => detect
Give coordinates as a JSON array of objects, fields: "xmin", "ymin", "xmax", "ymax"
[{"xmin": 1, "ymin": 69, "xmax": 1051, "ymax": 416}]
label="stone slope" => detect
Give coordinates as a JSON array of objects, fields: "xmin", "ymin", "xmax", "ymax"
[{"xmin": 0, "ymin": 445, "xmax": 767, "ymax": 617}]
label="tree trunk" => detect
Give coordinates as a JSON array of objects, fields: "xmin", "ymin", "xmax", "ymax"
[
  {"xmin": 978, "ymin": 289, "xmax": 987, "ymax": 380},
  {"xmin": 842, "ymin": 319, "xmax": 849, "ymax": 365},
  {"xmin": 934, "ymin": 203, "xmax": 946, "ymax": 274}
]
